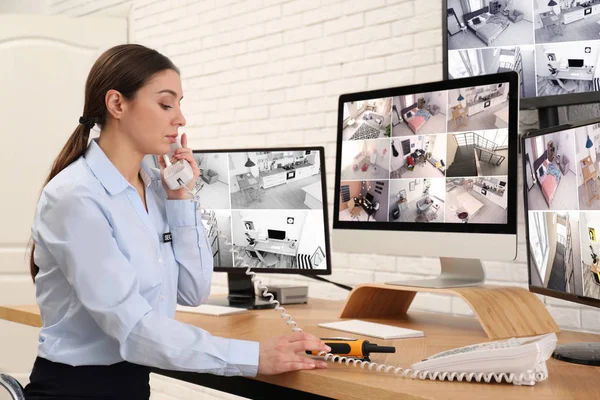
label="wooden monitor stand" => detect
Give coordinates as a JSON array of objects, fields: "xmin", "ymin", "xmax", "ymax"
[{"xmin": 339, "ymin": 258, "xmax": 560, "ymax": 340}]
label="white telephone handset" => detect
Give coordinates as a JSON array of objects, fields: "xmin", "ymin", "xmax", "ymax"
[
  {"xmin": 162, "ymin": 141, "xmax": 194, "ymax": 191},
  {"xmin": 183, "ymin": 187, "xmax": 558, "ymax": 386}
]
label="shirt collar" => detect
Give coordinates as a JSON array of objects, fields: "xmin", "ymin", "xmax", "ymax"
[{"xmin": 85, "ymin": 139, "xmax": 153, "ymax": 196}]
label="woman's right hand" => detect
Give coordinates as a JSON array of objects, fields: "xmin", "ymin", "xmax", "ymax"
[{"xmin": 257, "ymin": 332, "xmax": 331, "ymax": 375}]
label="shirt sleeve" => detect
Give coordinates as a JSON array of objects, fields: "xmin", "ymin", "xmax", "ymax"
[
  {"xmin": 36, "ymin": 187, "xmax": 259, "ymax": 376},
  {"xmin": 165, "ymin": 199, "xmax": 214, "ymax": 307}
]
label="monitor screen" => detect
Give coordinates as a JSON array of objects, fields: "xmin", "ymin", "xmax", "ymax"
[
  {"xmin": 443, "ymin": 0, "xmax": 600, "ymax": 109},
  {"xmin": 268, "ymin": 229, "xmax": 286, "ymax": 240},
  {"xmin": 165, "ymin": 147, "xmax": 332, "ymax": 275},
  {"xmin": 569, "ymin": 59, "xmax": 584, "ymax": 68},
  {"xmin": 523, "ymin": 118, "xmax": 600, "ymax": 307},
  {"xmin": 334, "ymin": 72, "xmax": 518, "ymax": 237}
]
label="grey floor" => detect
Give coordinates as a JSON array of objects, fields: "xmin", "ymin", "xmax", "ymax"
[
  {"xmin": 578, "ymin": 178, "xmax": 600, "ymax": 210},
  {"xmin": 214, "ymin": 236, "xmax": 234, "ymax": 268},
  {"xmin": 392, "ymin": 113, "xmax": 447, "ymax": 137},
  {"xmin": 230, "ymin": 175, "xmax": 321, "ymax": 209},
  {"xmin": 390, "ymin": 161, "xmax": 445, "ymax": 179},
  {"xmin": 526, "ymin": 169, "xmax": 578, "ymax": 210},
  {"xmin": 340, "ymin": 164, "xmax": 390, "ymax": 181},
  {"xmin": 522, "ymin": 57, "xmax": 537, "ymax": 98},
  {"xmin": 536, "ymin": 76, "xmax": 593, "ymax": 97},
  {"xmin": 445, "ymin": 185, "xmax": 506, "ymax": 224},
  {"xmin": 196, "ymin": 181, "xmax": 231, "ymax": 210},
  {"xmin": 231, "ymin": 245, "xmax": 297, "ymax": 269},
  {"xmin": 545, "ymin": 217, "xmax": 583, "ymax": 296},
  {"xmin": 447, "ymin": 20, "xmax": 534, "ymax": 50},
  {"xmin": 479, "ymin": 149, "xmax": 508, "ymax": 176},
  {"xmin": 391, "ymin": 195, "xmax": 445, "ymax": 223},
  {"xmin": 548, "ymin": 242, "xmax": 566, "ymax": 292},
  {"xmin": 535, "ymin": 14, "xmax": 600, "ymax": 43},
  {"xmin": 572, "ymin": 217, "xmax": 584, "ymax": 297},
  {"xmin": 447, "ymin": 102, "xmax": 508, "ymax": 133}
]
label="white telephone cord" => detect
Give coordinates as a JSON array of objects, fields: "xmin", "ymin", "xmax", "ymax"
[{"xmin": 184, "ymin": 187, "xmax": 548, "ymax": 386}]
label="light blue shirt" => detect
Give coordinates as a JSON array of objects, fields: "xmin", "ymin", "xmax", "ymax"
[{"xmin": 31, "ymin": 139, "xmax": 259, "ymax": 376}]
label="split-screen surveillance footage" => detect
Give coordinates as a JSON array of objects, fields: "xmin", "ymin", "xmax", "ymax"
[
  {"xmin": 150, "ymin": 150, "xmax": 328, "ymax": 271},
  {"xmin": 447, "ymin": 0, "xmax": 600, "ymax": 99},
  {"xmin": 339, "ymin": 83, "xmax": 509, "ymax": 224},
  {"xmin": 525, "ymin": 124, "xmax": 600, "ymax": 301}
]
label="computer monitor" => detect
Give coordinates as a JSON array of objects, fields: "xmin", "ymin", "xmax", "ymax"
[
  {"xmin": 443, "ymin": 1, "xmax": 600, "ymax": 125},
  {"xmin": 185, "ymin": 147, "xmax": 330, "ymax": 309},
  {"xmin": 268, "ymin": 229, "xmax": 286, "ymax": 240},
  {"xmin": 333, "ymin": 72, "xmax": 519, "ymax": 288},
  {"xmin": 569, "ymin": 59, "xmax": 584, "ymax": 68},
  {"xmin": 523, "ymin": 117, "xmax": 600, "ymax": 365}
]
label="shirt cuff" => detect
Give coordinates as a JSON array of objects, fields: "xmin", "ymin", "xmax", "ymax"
[
  {"xmin": 165, "ymin": 199, "xmax": 198, "ymax": 227},
  {"xmin": 224, "ymin": 339, "xmax": 260, "ymax": 377}
]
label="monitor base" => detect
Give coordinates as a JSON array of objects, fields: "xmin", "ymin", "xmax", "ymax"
[
  {"xmin": 552, "ymin": 343, "xmax": 600, "ymax": 366},
  {"xmin": 339, "ymin": 281, "xmax": 560, "ymax": 339},
  {"xmin": 386, "ymin": 257, "xmax": 485, "ymax": 288},
  {"xmin": 205, "ymin": 272, "xmax": 276, "ymax": 310},
  {"xmin": 206, "ymin": 296, "xmax": 275, "ymax": 310}
]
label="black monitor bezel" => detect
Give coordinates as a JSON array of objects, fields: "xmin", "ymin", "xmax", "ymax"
[
  {"xmin": 441, "ymin": 0, "xmax": 600, "ymax": 110},
  {"xmin": 333, "ymin": 71, "xmax": 519, "ymax": 235},
  {"xmin": 267, "ymin": 229, "xmax": 286, "ymax": 240},
  {"xmin": 521, "ymin": 117, "xmax": 600, "ymax": 309},
  {"xmin": 192, "ymin": 146, "xmax": 331, "ymax": 276}
]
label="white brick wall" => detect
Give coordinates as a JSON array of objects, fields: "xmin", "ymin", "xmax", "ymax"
[
  {"xmin": 46, "ymin": 0, "xmax": 600, "ymax": 335},
  {"xmin": 10, "ymin": 0, "xmax": 593, "ymax": 397}
]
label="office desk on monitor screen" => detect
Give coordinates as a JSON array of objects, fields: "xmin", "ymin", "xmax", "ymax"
[
  {"xmin": 246, "ymin": 238, "xmax": 297, "ymax": 257},
  {"xmin": 552, "ymin": 67, "xmax": 594, "ymax": 81},
  {"xmin": 2, "ymin": 300, "xmax": 600, "ymax": 399}
]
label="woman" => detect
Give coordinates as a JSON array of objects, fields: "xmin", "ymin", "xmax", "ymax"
[{"xmin": 23, "ymin": 44, "xmax": 329, "ymax": 399}]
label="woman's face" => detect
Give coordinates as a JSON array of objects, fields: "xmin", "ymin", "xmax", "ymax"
[{"xmin": 122, "ymin": 69, "xmax": 186, "ymax": 156}]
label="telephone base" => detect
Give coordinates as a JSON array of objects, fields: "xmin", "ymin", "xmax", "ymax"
[
  {"xmin": 340, "ymin": 283, "xmax": 560, "ymax": 340},
  {"xmin": 552, "ymin": 342, "xmax": 600, "ymax": 366}
]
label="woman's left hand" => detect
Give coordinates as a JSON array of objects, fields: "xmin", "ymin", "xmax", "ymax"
[{"xmin": 158, "ymin": 132, "xmax": 201, "ymax": 200}]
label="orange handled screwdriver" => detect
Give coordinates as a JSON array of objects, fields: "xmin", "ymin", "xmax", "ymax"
[{"xmin": 306, "ymin": 338, "xmax": 395, "ymax": 359}]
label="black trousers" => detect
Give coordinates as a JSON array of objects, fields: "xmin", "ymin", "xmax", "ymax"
[{"xmin": 23, "ymin": 356, "xmax": 151, "ymax": 400}]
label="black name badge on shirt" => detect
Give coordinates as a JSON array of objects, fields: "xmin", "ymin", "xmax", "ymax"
[{"xmin": 162, "ymin": 232, "xmax": 172, "ymax": 243}]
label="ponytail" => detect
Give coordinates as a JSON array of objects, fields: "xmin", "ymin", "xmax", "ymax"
[
  {"xmin": 29, "ymin": 122, "xmax": 92, "ymax": 282},
  {"xmin": 27, "ymin": 43, "xmax": 179, "ymax": 283}
]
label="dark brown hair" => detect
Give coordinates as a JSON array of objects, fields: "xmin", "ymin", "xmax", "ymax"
[{"xmin": 29, "ymin": 44, "xmax": 179, "ymax": 282}]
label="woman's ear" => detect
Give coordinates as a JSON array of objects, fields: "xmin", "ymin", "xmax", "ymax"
[{"xmin": 105, "ymin": 89, "xmax": 125, "ymax": 120}]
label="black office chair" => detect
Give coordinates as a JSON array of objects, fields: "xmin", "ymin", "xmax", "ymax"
[{"xmin": 0, "ymin": 374, "xmax": 25, "ymax": 400}]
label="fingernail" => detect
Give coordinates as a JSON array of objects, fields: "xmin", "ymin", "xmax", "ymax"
[
  {"xmin": 318, "ymin": 362, "xmax": 327, "ymax": 368},
  {"xmin": 325, "ymin": 346, "xmax": 331, "ymax": 352}
]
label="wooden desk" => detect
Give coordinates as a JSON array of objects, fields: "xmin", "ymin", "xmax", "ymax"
[
  {"xmin": 540, "ymin": 12, "xmax": 562, "ymax": 37},
  {"xmin": 236, "ymin": 173, "xmax": 260, "ymax": 204},
  {"xmin": 450, "ymin": 105, "xmax": 468, "ymax": 129},
  {"xmin": 581, "ymin": 156, "xmax": 600, "ymax": 206},
  {"xmin": 2, "ymin": 300, "xmax": 600, "ymax": 399}
]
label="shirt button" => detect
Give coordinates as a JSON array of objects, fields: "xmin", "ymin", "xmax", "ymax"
[
  {"xmin": 158, "ymin": 257, "xmax": 163, "ymax": 264},
  {"xmin": 161, "ymin": 294, "xmax": 165, "ymax": 301}
]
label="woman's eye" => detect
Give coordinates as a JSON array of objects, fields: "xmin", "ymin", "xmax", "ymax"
[{"xmin": 160, "ymin": 104, "xmax": 172, "ymax": 110}]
